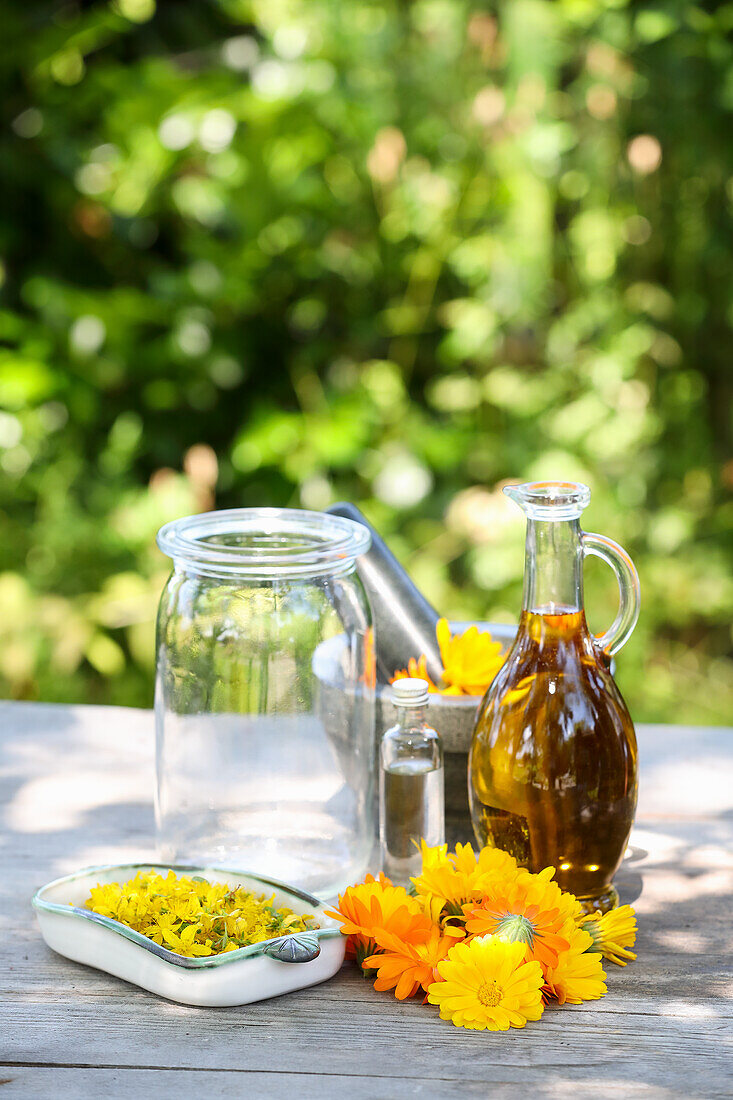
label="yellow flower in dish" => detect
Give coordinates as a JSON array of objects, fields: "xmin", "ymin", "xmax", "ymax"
[
  {"xmin": 157, "ymin": 920, "xmax": 217, "ymax": 957},
  {"xmin": 436, "ymin": 617, "xmax": 505, "ymax": 696},
  {"xmin": 463, "ymin": 876, "xmax": 571, "ymax": 970},
  {"xmin": 543, "ymin": 926, "xmax": 607, "ymax": 1005},
  {"xmin": 324, "ymin": 874, "xmax": 432, "ymax": 965},
  {"xmin": 428, "ymin": 935, "xmax": 545, "ymax": 1031},
  {"xmin": 83, "ymin": 870, "xmax": 314, "ymax": 957},
  {"xmin": 581, "ymin": 904, "xmax": 637, "ymax": 966},
  {"xmin": 364, "ymin": 925, "xmax": 463, "ymax": 1000}
]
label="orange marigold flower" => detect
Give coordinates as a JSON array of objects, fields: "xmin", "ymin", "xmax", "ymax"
[
  {"xmin": 522, "ymin": 866, "xmax": 585, "ymax": 926},
  {"xmin": 364, "ymin": 924, "xmax": 462, "ymax": 1000},
  {"xmin": 463, "ymin": 874, "xmax": 570, "ymax": 970},
  {"xmin": 325, "ymin": 874, "xmax": 432, "ymax": 965},
  {"xmin": 390, "ymin": 655, "xmax": 441, "ymax": 692},
  {"xmin": 362, "ymin": 626, "xmax": 376, "ymax": 689}
]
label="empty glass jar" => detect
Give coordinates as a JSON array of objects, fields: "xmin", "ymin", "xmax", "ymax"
[{"xmin": 155, "ymin": 508, "xmax": 375, "ymax": 898}]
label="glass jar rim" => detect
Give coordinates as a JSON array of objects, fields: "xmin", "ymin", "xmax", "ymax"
[{"xmin": 157, "ymin": 507, "xmax": 371, "ymax": 578}]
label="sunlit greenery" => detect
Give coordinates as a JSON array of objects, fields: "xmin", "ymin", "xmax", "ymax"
[{"xmin": 1, "ymin": 0, "xmax": 731, "ymax": 722}]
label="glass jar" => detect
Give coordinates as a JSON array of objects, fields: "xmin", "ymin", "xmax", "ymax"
[{"xmin": 155, "ymin": 508, "xmax": 375, "ymax": 899}]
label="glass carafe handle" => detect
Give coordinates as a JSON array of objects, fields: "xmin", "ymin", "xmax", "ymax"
[{"xmin": 582, "ymin": 532, "xmax": 641, "ymax": 656}]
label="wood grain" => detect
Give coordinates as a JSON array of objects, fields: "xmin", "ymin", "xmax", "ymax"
[
  {"xmin": 4, "ymin": 1066, "xmax": 726, "ymax": 1100},
  {"xmin": 1, "ymin": 701, "xmax": 732, "ymax": 1099}
]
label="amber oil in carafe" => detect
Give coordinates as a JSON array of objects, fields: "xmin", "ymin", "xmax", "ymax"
[{"xmin": 468, "ymin": 484, "xmax": 638, "ymax": 913}]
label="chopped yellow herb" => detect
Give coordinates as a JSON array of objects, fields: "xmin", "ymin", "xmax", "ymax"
[{"xmin": 83, "ymin": 869, "xmax": 317, "ymax": 957}]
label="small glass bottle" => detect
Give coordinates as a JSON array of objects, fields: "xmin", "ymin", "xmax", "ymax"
[{"xmin": 379, "ymin": 677, "xmax": 445, "ymax": 885}]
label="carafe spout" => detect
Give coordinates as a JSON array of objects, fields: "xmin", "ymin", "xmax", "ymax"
[{"xmin": 503, "ymin": 481, "xmax": 591, "ymax": 521}]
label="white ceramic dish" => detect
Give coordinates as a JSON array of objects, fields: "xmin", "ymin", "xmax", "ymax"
[{"xmin": 33, "ymin": 862, "xmax": 346, "ymax": 1007}]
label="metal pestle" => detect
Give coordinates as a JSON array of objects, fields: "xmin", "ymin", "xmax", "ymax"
[{"xmin": 326, "ymin": 502, "xmax": 444, "ymax": 685}]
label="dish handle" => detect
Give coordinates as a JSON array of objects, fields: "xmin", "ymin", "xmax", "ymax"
[{"xmin": 262, "ymin": 933, "xmax": 322, "ymax": 964}]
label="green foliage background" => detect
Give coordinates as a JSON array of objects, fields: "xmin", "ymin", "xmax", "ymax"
[{"xmin": 1, "ymin": 0, "xmax": 731, "ymax": 723}]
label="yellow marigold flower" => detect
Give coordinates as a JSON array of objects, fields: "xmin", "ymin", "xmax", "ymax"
[
  {"xmin": 468, "ymin": 844, "xmax": 522, "ymax": 895},
  {"xmin": 325, "ymin": 874, "xmax": 432, "ymax": 966},
  {"xmin": 364, "ymin": 925, "xmax": 463, "ymax": 1000},
  {"xmin": 543, "ymin": 926, "xmax": 607, "ymax": 1005},
  {"xmin": 412, "ymin": 850, "xmax": 474, "ymax": 917},
  {"xmin": 463, "ymin": 875, "xmax": 570, "ymax": 970},
  {"xmin": 428, "ymin": 935, "xmax": 545, "ymax": 1031},
  {"xmin": 391, "ymin": 621, "xmax": 505, "ymax": 696},
  {"xmin": 412, "ymin": 840, "xmax": 520, "ymax": 918},
  {"xmin": 84, "ymin": 870, "xmax": 314, "ymax": 958},
  {"xmin": 581, "ymin": 904, "xmax": 637, "ymax": 966},
  {"xmin": 437, "ymin": 618, "xmax": 505, "ymax": 696}
]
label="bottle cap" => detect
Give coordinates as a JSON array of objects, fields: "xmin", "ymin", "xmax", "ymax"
[{"xmin": 391, "ymin": 677, "xmax": 430, "ymax": 706}]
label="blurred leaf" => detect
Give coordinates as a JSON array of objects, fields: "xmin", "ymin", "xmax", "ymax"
[{"xmin": 0, "ymin": 0, "xmax": 729, "ymax": 721}]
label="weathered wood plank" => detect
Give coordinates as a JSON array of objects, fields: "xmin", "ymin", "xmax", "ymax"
[
  {"xmin": 2, "ymin": 1065, "xmax": 724, "ymax": 1100},
  {"xmin": 0, "ymin": 1000, "xmax": 730, "ymax": 1096},
  {"xmin": 1, "ymin": 701, "xmax": 732, "ymax": 1100}
]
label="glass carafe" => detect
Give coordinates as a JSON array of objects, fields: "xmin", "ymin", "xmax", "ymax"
[
  {"xmin": 155, "ymin": 508, "xmax": 375, "ymax": 899},
  {"xmin": 469, "ymin": 482, "xmax": 640, "ymax": 913}
]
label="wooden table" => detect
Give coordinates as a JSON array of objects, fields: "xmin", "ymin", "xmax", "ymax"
[{"xmin": 1, "ymin": 702, "xmax": 732, "ymax": 1099}]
